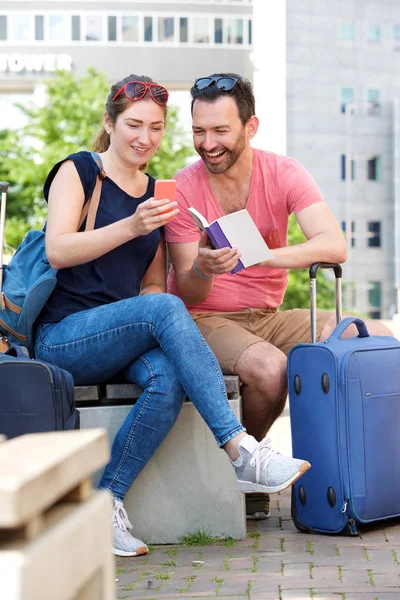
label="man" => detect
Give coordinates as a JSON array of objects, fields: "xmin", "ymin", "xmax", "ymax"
[{"xmin": 164, "ymin": 73, "xmax": 392, "ymax": 520}]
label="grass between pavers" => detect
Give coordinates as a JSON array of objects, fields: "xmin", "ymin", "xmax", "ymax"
[
  {"xmin": 212, "ymin": 576, "xmax": 224, "ymax": 596},
  {"xmin": 367, "ymin": 568, "xmax": 375, "ymax": 586},
  {"xmin": 176, "ymin": 574, "xmax": 196, "ymax": 593},
  {"xmin": 247, "ymin": 531, "xmax": 260, "ymax": 550},
  {"xmin": 251, "ymin": 556, "xmax": 259, "ymax": 572},
  {"xmin": 222, "ymin": 554, "xmax": 231, "ymax": 570},
  {"xmin": 178, "ymin": 528, "xmax": 238, "ymax": 547}
]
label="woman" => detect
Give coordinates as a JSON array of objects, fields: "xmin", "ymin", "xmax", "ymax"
[{"xmin": 35, "ymin": 74, "xmax": 309, "ymax": 557}]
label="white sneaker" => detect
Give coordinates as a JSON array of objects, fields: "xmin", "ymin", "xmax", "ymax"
[
  {"xmin": 233, "ymin": 435, "xmax": 310, "ymax": 494},
  {"xmin": 112, "ymin": 499, "xmax": 148, "ymax": 557}
]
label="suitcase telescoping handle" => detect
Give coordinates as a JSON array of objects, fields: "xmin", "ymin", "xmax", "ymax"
[
  {"xmin": 309, "ymin": 262, "xmax": 342, "ymax": 343},
  {"xmin": 0, "ymin": 182, "xmax": 9, "ymax": 300}
]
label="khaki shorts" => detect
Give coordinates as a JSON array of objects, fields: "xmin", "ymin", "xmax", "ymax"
[{"xmin": 191, "ymin": 308, "xmax": 333, "ymax": 374}]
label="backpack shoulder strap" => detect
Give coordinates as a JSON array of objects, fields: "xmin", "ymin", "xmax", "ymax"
[{"xmin": 78, "ymin": 152, "xmax": 107, "ymax": 231}]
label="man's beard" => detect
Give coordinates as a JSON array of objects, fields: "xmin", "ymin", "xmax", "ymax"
[{"xmin": 197, "ymin": 130, "xmax": 246, "ymax": 174}]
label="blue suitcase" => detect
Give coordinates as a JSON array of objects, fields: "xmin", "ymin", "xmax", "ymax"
[
  {"xmin": 0, "ymin": 344, "xmax": 79, "ymax": 439},
  {"xmin": 288, "ymin": 263, "xmax": 400, "ymax": 535}
]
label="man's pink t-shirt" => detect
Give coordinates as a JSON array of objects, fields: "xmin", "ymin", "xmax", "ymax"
[{"xmin": 165, "ymin": 149, "xmax": 324, "ymax": 313}]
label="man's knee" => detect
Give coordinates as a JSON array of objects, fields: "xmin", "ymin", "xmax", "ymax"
[{"xmin": 235, "ymin": 342, "xmax": 287, "ymax": 395}]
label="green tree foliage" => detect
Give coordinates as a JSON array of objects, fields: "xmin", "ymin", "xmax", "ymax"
[
  {"xmin": 281, "ymin": 215, "xmax": 335, "ymax": 310},
  {"xmin": 0, "ymin": 69, "xmax": 195, "ymax": 250}
]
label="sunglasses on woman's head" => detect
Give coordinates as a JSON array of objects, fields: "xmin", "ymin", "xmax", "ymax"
[
  {"xmin": 193, "ymin": 76, "xmax": 239, "ymax": 92},
  {"xmin": 112, "ymin": 81, "xmax": 169, "ymax": 105}
]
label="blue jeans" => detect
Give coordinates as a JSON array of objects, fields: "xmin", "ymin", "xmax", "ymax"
[{"xmin": 35, "ymin": 293, "xmax": 245, "ymax": 500}]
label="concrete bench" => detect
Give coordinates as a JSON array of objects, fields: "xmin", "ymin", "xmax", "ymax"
[{"xmin": 75, "ymin": 377, "xmax": 246, "ymax": 544}]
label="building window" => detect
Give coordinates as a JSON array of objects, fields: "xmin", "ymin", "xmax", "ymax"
[
  {"xmin": 368, "ymin": 282, "xmax": 381, "ymax": 310},
  {"xmin": 225, "ymin": 19, "xmax": 243, "ymax": 44},
  {"xmin": 340, "ymin": 23, "xmax": 354, "ymax": 41},
  {"xmin": 215, "ymin": 18, "xmax": 223, "ymax": 44},
  {"xmin": 85, "ymin": 15, "xmax": 102, "ymax": 41},
  {"xmin": 340, "ymin": 87, "xmax": 354, "ymax": 113},
  {"xmin": 367, "ymin": 156, "xmax": 380, "ymax": 181},
  {"xmin": 35, "ymin": 15, "xmax": 44, "ymax": 41},
  {"xmin": 341, "ymin": 155, "xmax": 345, "ymax": 180},
  {"xmin": 12, "ymin": 14, "xmax": 30, "ymax": 41},
  {"xmin": 158, "ymin": 17, "xmax": 174, "ymax": 42},
  {"xmin": 193, "ymin": 17, "xmax": 209, "ymax": 43},
  {"xmin": 122, "ymin": 16, "xmax": 139, "ymax": 42},
  {"xmin": 49, "ymin": 15, "xmax": 67, "ymax": 42},
  {"xmin": 71, "ymin": 16, "xmax": 80, "ymax": 41},
  {"xmin": 367, "ymin": 89, "xmax": 381, "ymax": 115},
  {"xmin": 144, "ymin": 17, "xmax": 152, "ymax": 42},
  {"xmin": 248, "ymin": 19, "xmax": 252, "ymax": 45},
  {"xmin": 340, "ymin": 155, "xmax": 355, "ymax": 181},
  {"xmin": 394, "ymin": 25, "xmax": 400, "ymax": 40},
  {"xmin": 0, "ymin": 16, "xmax": 6, "ymax": 41},
  {"xmin": 367, "ymin": 221, "xmax": 381, "ymax": 247},
  {"xmin": 108, "ymin": 16, "xmax": 116, "ymax": 42},
  {"xmin": 179, "ymin": 17, "xmax": 188, "ymax": 43},
  {"xmin": 341, "ymin": 221, "xmax": 356, "ymax": 248},
  {"xmin": 367, "ymin": 25, "xmax": 380, "ymax": 44}
]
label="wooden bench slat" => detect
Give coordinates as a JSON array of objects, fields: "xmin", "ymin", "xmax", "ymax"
[
  {"xmin": 74, "ymin": 376, "xmax": 240, "ymax": 405},
  {"xmin": 106, "ymin": 383, "xmax": 142, "ymax": 400},
  {"xmin": 74, "ymin": 385, "xmax": 101, "ymax": 402}
]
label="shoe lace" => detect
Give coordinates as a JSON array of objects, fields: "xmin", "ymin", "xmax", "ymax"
[
  {"xmin": 113, "ymin": 501, "xmax": 133, "ymax": 533},
  {"xmin": 249, "ymin": 437, "xmax": 277, "ymax": 485}
]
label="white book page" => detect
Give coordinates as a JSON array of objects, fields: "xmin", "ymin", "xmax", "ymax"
[
  {"xmin": 217, "ymin": 210, "xmax": 273, "ymax": 267},
  {"xmin": 188, "ymin": 207, "xmax": 209, "ymax": 233}
]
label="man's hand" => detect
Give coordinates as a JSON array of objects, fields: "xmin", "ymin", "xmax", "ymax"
[{"xmin": 195, "ymin": 231, "xmax": 241, "ymax": 277}]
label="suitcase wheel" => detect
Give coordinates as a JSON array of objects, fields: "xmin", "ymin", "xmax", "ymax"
[
  {"xmin": 291, "ymin": 489, "xmax": 310, "ymax": 533},
  {"xmin": 321, "ymin": 373, "xmax": 330, "ymax": 393},
  {"xmin": 327, "ymin": 486, "xmax": 336, "ymax": 507},
  {"xmin": 294, "ymin": 374, "xmax": 302, "ymax": 394}
]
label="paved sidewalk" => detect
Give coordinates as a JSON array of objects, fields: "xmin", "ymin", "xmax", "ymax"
[{"xmin": 114, "ymin": 407, "xmax": 400, "ymax": 600}]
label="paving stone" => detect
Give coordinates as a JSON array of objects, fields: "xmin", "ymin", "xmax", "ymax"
[
  {"xmin": 370, "ymin": 572, "xmax": 400, "ymax": 588},
  {"xmin": 280, "ymin": 590, "xmax": 313, "ymax": 599},
  {"xmin": 227, "ymin": 556, "xmax": 254, "ymax": 570},
  {"xmin": 346, "ymin": 592, "xmax": 399, "ymax": 600},
  {"xmin": 112, "ymin": 424, "xmax": 400, "ymax": 600}
]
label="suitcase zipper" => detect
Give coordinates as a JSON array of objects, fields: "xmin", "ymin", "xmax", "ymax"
[
  {"xmin": 340, "ymin": 352, "xmax": 360, "ymax": 536},
  {"xmin": 341, "ymin": 500, "xmax": 358, "ymax": 535}
]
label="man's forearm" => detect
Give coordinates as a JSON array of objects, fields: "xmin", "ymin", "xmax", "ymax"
[
  {"xmin": 175, "ymin": 259, "xmax": 214, "ymax": 305},
  {"xmin": 261, "ymin": 233, "xmax": 347, "ymax": 269}
]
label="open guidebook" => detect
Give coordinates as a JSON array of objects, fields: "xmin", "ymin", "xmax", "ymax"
[{"xmin": 188, "ymin": 207, "xmax": 273, "ymax": 274}]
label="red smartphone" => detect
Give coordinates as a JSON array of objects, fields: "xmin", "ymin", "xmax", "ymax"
[{"xmin": 154, "ymin": 180, "xmax": 177, "ymax": 220}]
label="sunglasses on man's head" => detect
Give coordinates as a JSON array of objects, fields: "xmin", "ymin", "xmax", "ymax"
[
  {"xmin": 193, "ymin": 76, "xmax": 239, "ymax": 92},
  {"xmin": 112, "ymin": 81, "xmax": 169, "ymax": 105}
]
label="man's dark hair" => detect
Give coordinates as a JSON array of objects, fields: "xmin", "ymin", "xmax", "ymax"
[{"xmin": 190, "ymin": 73, "xmax": 255, "ymax": 125}]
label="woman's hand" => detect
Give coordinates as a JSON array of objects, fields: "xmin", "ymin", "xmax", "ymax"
[{"xmin": 129, "ymin": 198, "xmax": 179, "ymax": 237}]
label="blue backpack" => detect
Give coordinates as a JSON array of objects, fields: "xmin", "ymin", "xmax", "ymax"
[{"xmin": 0, "ymin": 153, "xmax": 105, "ymax": 356}]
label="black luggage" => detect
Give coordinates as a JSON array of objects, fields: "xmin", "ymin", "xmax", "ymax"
[{"xmin": 0, "ymin": 181, "xmax": 79, "ymax": 438}]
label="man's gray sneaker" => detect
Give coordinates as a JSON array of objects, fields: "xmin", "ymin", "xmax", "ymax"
[
  {"xmin": 112, "ymin": 499, "xmax": 148, "ymax": 557},
  {"xmin": 246, "ymin": 493, "xmax": 270, "ymax": 520},
  {"xmin": 233, "ymin": 435, "xmax": 310, "ymax": 494}
]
